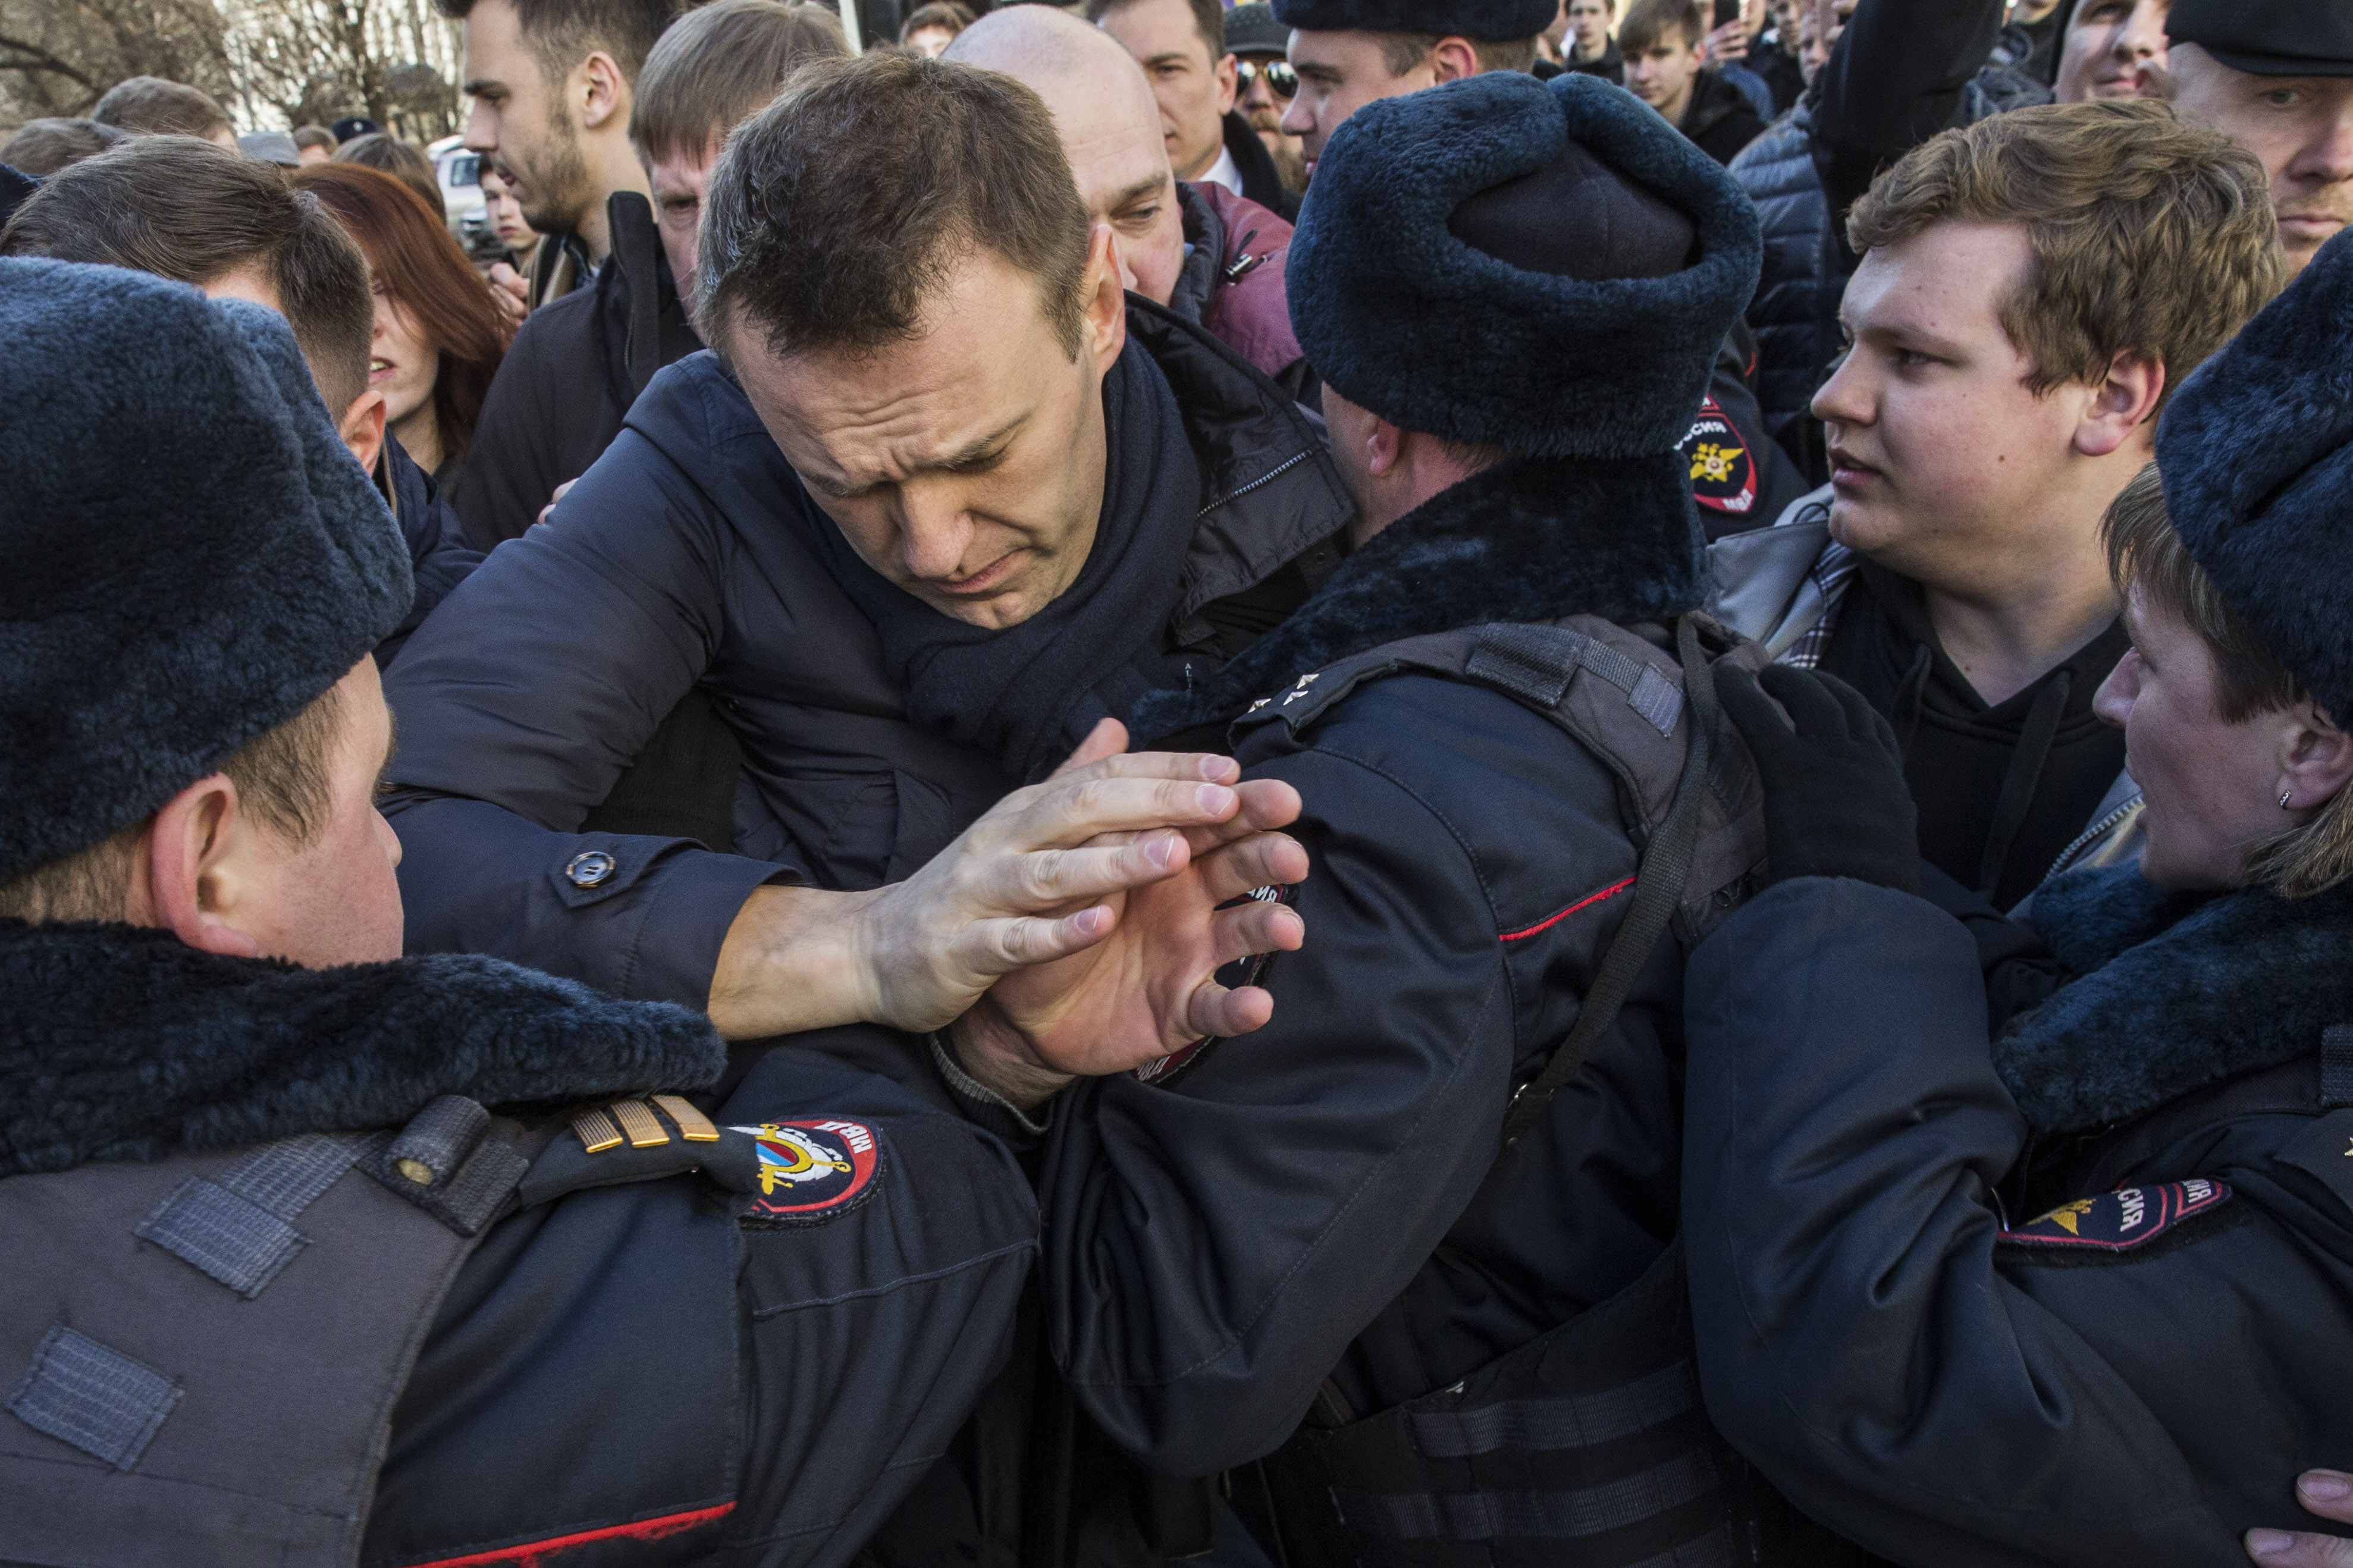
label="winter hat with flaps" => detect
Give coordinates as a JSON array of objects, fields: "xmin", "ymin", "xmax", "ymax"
[
  {"xmin": 1285, "ymin": 68, "xmax": 1761, "ymax": 460},
  {"xmin": 2154, "ymin": 227, "xmax": 2353, "ymax": 728},
  {"xmin": 0, "ymin": 258, "xmax": 412, "ymax": 886},
  {"xmin": 1271, "ymin": 0, "xmax": 1558, "ymax": 39}
]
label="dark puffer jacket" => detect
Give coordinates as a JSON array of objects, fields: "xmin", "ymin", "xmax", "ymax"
[{"xmin": 1730, "ymin": 102, "xmax": 1842, "ymax": 479}]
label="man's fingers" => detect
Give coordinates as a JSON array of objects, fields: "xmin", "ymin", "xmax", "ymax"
[
  {"xmin": 1050, "ymin": 717, "xmax": 1130, "ymax": 779},
  {"xmin": 962, "ymin": 904, "xmax": 1120, "ymax": 976},
  {"xmin": 2305, "ymin": 1475, "xmax": 2353, "ymax": 1525},
  {"xmin": 1179, "ymin": 778, "xmax": 1306, "ymax": 853},
  {"xmin": 1207, "ymin": 898, "xmax": 1306, "ymax": 969},
  {"xmin": 2247, "ymin": 1529, "xmax": 2353, "ymax": 1566},
  {"xmin": 1005, "ymin": 776, "xmax": 1244, "ymax": 851},
  {"xmin": 1713, "ymin": 663, "xmax": 1791, "ymax": 750},
  {"xmin": 992, "ymin": 834, "xmax": 1194, "ymax": 912},
  {"xmin": 1195, "ymin": 831, "xmax": 1311, "ymax": 905},
  {"xmin": 1185, "ymin": 981, "xmax": 1276, "ymax": 1042}
]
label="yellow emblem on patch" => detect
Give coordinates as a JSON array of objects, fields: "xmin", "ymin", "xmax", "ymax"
[{"xmin": 2038, "ymin": 1199, "xmax": 2098, "ymax": 1236}]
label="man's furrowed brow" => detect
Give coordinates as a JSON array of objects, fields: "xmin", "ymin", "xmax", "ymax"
[{"xmin": 1111, "ymin": 174, "xmax": 1168, "ymax": 210}]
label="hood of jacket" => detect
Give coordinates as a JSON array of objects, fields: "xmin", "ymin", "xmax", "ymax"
[
  {"xmin": 1994, "ymin": 863, "xmax": 2353, "ymax": 1132},
  {"xmin": 1134, "ymin": 447, "xmax": 1701, "ymax": 739},
  {"xmin": 0, "ymin": 919, "xmax": 724, "ymax": 1179}
]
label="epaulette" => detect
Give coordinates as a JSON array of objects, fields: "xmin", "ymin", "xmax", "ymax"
[{"xmin": 516, "ymin": 1096, "xmax": 885, "ymax": 1227}]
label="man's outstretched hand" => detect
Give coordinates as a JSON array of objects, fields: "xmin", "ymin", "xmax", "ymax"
[
  {"xmin": 707, "ymin": 721, "xmax": 1307, "ymax": 1056},
  {"xmin": 2248, "ymin": 1471, "xmax": 2353, "ymax": 1564},
  {"xmin": 950, "ymin": 721, "xmax": 1309, "ymax": 1107}
]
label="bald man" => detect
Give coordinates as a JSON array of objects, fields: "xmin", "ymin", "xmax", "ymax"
[{"xmin": 950, "ymin": 5, "xmax": 1313, "ymax": 398}]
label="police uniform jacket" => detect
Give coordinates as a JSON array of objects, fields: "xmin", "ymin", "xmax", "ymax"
[
  {"xmin": 0, "ymin": 919, "xmax": 1037, "ymax": 1567},
  {"xmin": 1680, "ymin": 866, "xmax": 2353, "ymax": 1564}
]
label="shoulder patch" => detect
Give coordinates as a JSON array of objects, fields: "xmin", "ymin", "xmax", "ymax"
[
  {"xmin": 2000, "ymin": 1179, "xmax": 2232, "ymax": 1253},
  {"xmin": 1681, "ymin": 397, "xmax": 1757, "ymax": 517},
  {"xmin": 732, "ymin": 1119, "xmax": 883, "ymax": 1226}
]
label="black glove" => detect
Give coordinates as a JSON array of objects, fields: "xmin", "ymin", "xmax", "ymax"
[{"xmin": 1714, "ymin": 662, "xmax": 1921, "ymax": 894}]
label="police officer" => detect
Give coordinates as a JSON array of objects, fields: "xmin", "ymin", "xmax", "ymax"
[
  {"xmin": 0, "ymin": 261, "xmax": 1300, "ymax": 1566},
  {"xmin": 1028, "ymin": 71, "xmax": 1863, "ymax": 1565},
  {"xmin": 1676, "ymin": 230, "xmax": 2353, "ymax": 1564}
]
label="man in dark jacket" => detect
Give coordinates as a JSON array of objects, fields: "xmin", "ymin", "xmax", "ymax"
[
  {"xmin": 0, "ymin": 136, "xmax": 482, "ymax": 667},
  {"xmin": 451, "ymin": 0, "xmax": 848, "ymax": 550},
  {"xmin": 0, "ymin": 259, "xmax": 1043, "ymax": 1567},
  {"xmin": 1679, "ymin": 230, "xmax": 2353, "ymax": 1565},
  {"xmin": 1031, "ymin": 70, "xmax": 1856, "ymax": 1567},
  {"xmin": 1710, "ymin": 103, "xmax": 2281, "ymax": 909},
  {"xmin": 1622, "ymin": 0, "xmax": 1765, "ymax": 164},
  {"xmin": 1088, "ymin": 0, "xmax": 1304, "ymax": 222},
  {"xmin": 948, "ymin": 5, "xmax": 1310, "ymax": 397}
]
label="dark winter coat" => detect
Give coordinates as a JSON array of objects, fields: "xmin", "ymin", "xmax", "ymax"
[
  {"xmin": 1057, "ymin": 452, "xmax": 1721, "ymax": 1469},
  {"xmin": 1679, "ymin": 69, "xmax": 1767, "ymax": 166},
  {"xmin": 1567, "ymin": 38, "xmax": 1624, "ymax": 84},
  {"xmin": 375, "ymin": 432, "xmax": 482, "ymax": 669},
  {"xmin": 1730, "ymin": 101, "xmax": 1843, "ymax": 479},
  {"xmin": 381, "ymin": 300, "xmax": 1351, "ymax": 1010},
  {"xmin": 1682, "ymin": 866, "xmax": 2353, "ymax": 1565},
  {"xmin": 0, "ymin": 919, "xmax": 1036, "ymax": 1566},
  {"xmin": 451, "ymin": 190, "xmax": 701, "ymax": 551}
]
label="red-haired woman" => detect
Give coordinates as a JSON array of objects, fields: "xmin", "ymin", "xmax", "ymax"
[{"xmin": 291, "ymin": 161, "xmax": 513, "ymax": 494}]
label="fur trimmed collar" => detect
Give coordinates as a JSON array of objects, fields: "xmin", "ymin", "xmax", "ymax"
[
  {"xmin": 0, "ymin": 920, "xmax": 724, "ymax": 1178},
  {"xmin": 1994, "ymin": 865, "xmax": 2353, "ymax": 1132},
  {"xmin": 1132, "ymin": 450, "xmax": 1702, "ymax": 739}
]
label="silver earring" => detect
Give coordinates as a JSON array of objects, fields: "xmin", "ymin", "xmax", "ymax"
[{"xmin": 2282, "ymin": 790, "xmax": 2295, "ymax": 809}]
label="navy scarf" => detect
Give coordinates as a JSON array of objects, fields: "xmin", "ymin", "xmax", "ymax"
[{"xmin": 814, "ymin": 340, "xmax": 1207, "ymax": 784}]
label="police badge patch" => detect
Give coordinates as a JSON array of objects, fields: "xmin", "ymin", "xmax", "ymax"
[
  {"xmin": 732, "ymin": 1119, "xmax": 883, "ymax": 1224},
  {"xmin": 1679, "ymin": 396, "xmax": 1757, "ymax": 519},
  {"xmin": 1999, "ymin": 1179, "xmax": 2233, "ymax": 1255}
]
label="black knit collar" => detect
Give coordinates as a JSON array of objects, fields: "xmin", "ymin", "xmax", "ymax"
[
  {"xmin": 1132, "ymin": 450, "xmax": 1703, "ymax": 740},
  {"xmin": 1994, "ymin": 865, "xmax": 2353, "ymax": 1132},
  {"xmin": 0, "ymin": 920, "xmax": 723, "ymax": 1178}
]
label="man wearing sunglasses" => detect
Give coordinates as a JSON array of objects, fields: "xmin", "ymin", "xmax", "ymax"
[
  {"xmin": 1091, "ymin": 0, "xmax": 1304, "ymax": 221},
  {"xmin": 1229, "ymin": 2, "xmax": 1311, "ymax": 194}
]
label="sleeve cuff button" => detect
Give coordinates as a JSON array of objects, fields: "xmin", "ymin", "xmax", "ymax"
[{"xmin": 565, "ymin": 850, "xmax": 618, "ymax": 888}]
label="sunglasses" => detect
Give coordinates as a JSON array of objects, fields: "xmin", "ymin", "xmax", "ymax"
[{"xmin": 1235, "ymin": 59, "xmax": 1299, "ymax": 99}]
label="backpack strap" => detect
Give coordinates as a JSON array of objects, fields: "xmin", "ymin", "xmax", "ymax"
[{"xmin": 1496, "ymin": 614, "xmax": 1719, "ymax": 1148}]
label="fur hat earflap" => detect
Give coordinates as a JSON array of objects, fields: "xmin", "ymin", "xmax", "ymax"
[
  {"xmin": 1270, "ymin": 0, "xmax": 1558, "ymax": 40},
  {"xmin": 1285, "ymin": 70, "xmax": 1762, "ymax": 460},
  {"xmin": 2156, "ymin": 226, "xmax": 2353, "ymax": 727},
  {"xmin": 0, "ymin": 259, "xmax": 412, "ymax": 885}
]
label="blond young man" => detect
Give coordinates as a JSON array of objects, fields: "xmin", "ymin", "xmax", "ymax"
[{"xmin": 1710, "ymin": 100, "xmax": 2282, "ymax": 907}]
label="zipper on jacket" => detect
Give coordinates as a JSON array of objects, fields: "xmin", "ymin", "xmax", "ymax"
[
  {"xmin": 2043, "ymin": 793, "xmax": 2144, "ymax": 882},
  {"xmin": 1197, "ymin": 447, "xmax": 1314, "ymax": 519}
]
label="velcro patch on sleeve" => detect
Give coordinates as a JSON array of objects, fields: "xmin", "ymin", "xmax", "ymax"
[{"xmin": 2000, "ymin": 1179, "xmax": 2231, "ymax": 1252}]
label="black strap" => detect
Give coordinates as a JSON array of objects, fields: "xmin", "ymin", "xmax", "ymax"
[{"xmin": 1498, "ymin": 614, "xmax": 1718, "ymax": 1149}]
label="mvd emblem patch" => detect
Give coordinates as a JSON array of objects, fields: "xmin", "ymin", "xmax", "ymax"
[
  {"xmin": 1680, "ymin": 396, "xmax": 1757, "ymax": 519},
  {"xmin": 730, "ymin": 1119, "xmax": 881, "ymax": 1224},
  {"xmin": 2000, "ymin": 1179, "xmax": 2232, "ymax": 1252}
]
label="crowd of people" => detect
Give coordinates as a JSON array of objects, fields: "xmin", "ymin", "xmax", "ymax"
[{"xmin": 5, "ymin": 0, "xmax": 2353, "ymax": 1564}]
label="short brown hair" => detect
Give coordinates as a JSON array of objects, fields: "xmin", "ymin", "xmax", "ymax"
[
  {"xmin": 629, "ymin": 0, "xmax": 848, "ymax": 166},
  {"xmin": 0, "ymin": 138, "xmax": 375, "ymax": 414},
  {"xmin": 1370, "ymin": 29, "xmax": 1542, "ymax": 74},
  {"xmin": 1617, "ymin": 0, "xmax": 1702, "ymax": 56},
  {"xmin": 901, "ymin": 2, "xmax": 976, "ymax": 43},
  {"xmin": 2103, "ymin": 464, "xmax": 2353, "ymax": 898},
  {"xmin": 0, "ymin": 118, "xmax": 129, "ymax": 176},
  {"xmin": 1086, "ymin": 0, "xmax": 1227, "ymax": 65},
  {"xmin": 0, "ymin": 683, "xmax": 348, "ymax": 925},
  {"xmin": 331, "ymin": 132, "xmax": 445, "ymax": 220},
  {"xmin": 435, "ymin": 0, "xmax": 681, "ymax": 87},
  {"xmin": 90, "ymin": 75, "xmax": 233, "ymax": 140},
  {"xmin": 697, "ymin": 53, "xmax": 1093, "ymax": 360},
  {"xmin": 1848, "ymin": 100, "xmax": 2282, "ymax": 416},
  {"xmin": 293, "ymin": 124, "xmax": 337, "ymax": 152}
]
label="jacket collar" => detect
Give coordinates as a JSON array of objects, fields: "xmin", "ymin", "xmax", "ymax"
[
  {"xmin": 1996, "ymin": 864, "xmax": 2353, "ymax": 1131},
  {"xmin": 1133, "ymin": 448, "xmax": 1702, "ymax": 740},
  {"xmin": 0, "ymin": 920, "xmax": 723, "ymax": 1179}
]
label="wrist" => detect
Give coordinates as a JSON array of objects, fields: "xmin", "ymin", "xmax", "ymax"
[
  {"xmin": 948, "ymin": 998, "xmax": 1075, "ymax": 1113},
  {"xmin": 708, "ymin": 884, "xmax": 886, "ymax": 1038}
]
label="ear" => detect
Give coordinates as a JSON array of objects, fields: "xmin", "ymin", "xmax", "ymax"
[
  {"xmin": 1432, "ymin": 36, "xmax": 1483, "ymax": 81},
  {"xmin": 579, "ymin": 49, "xmax": 628, "ymax": 131},
  {"xmin": 2073, "ymin": 349, "xmax": 2166, "ymax": 460},
  {"xmin": 1081, "ymin": 223, "xmax": 1130, "ymax": 375},
  {"xmin": 1213, "ymin": 50, "xmax": 1240, "ymax": 114},
  {"xmin": 1363, "ymin": 414, "xmax": 1406, "ymax": 479},
  {"xmin": 340, "ymin": 388, "xmax": 388, "ymax": 474},
  {"xmin": 142, "ymin": 775, "xmax": 265, "ymax": 959},
  {"xmin": 2280, "ymin": 705, "xmax": 2353, "ymax": 819}
]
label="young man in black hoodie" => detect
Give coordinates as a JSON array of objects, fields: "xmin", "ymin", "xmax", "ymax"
[
  {"xmin": 1710, "ymin": 101, "xmax": 2280, "ymax": 907},
  {"xmin": 1621, "ymin": 0, "xmax": 1765, "ymax": 163}
]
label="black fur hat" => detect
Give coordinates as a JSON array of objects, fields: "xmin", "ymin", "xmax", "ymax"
[
  {"xmin": 2156, "ymin": 228, "xmax": 2353, "ymax": 727},
  {"xmin": 1270, "ymin": 0, "xmax": 1558, "ymax": 39},
  {"xmin": 0, "ymin": 259, "xmax": 412, "ymax": 884},
  {"xmin": 1286, "ymin": 70, "xmax": 1761, "ymax": 459}
]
